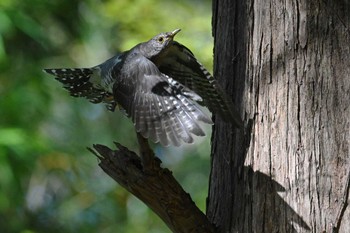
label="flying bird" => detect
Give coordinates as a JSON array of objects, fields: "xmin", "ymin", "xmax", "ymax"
[{"xmin": 44, "ymin": 29, "xmax": 242, "ymax": 146}]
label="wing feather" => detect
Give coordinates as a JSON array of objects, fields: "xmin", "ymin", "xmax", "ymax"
[
  {"xmin": 154, "ymin": 41, "xmax": 243, "ymax": 128},
  {"xmin": 114, "ymin": 54, "xmax": 211, "ymax": 146}
]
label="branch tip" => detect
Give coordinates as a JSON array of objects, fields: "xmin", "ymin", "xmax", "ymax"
[
  {"xmin": 87, "ymin": 146, "xmax": 104, "ymax": 160},
  {"xmin": 113, "ymin": 141, "xmax": 126, "ymax": 151}
]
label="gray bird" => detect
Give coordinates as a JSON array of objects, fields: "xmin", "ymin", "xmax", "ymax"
[{"xmin": 44, "ymin": 29, "xmax": 242, "ymax": 146}]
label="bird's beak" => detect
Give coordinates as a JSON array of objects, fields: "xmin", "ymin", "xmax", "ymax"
[{"xmin": 168, "ymin": 29, "xmax": 181, "ymax": 39}]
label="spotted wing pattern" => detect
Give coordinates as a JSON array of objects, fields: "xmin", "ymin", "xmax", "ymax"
[{"xmin": 43, "ymin": 68, "xmax": 117, "ymax": 111}]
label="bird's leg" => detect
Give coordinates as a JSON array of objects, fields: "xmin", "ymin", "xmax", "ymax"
[{"xmin": 136, "ymin": 132, "xmax": 156, "ymax": 172}]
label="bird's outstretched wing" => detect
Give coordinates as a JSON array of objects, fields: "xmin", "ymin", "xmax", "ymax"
[
  {"xmin": 43, "ymin": 68, "xmax": 117, "ymax": 111},
  {"xmin": 153, "ymin": 41, "xmax": 242, "ymax": 128},
  {"xmin": 114, "ymin": 54, "xmax": 213, "ymax": 146}
]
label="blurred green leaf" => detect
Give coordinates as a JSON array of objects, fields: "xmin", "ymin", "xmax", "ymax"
[{"xmin": 0, "ymin": 128, "xmax": 26, "ymax": 146}]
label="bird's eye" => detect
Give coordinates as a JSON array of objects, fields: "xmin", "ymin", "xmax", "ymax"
[{"xmin": 158, "ymin": 37, "xmax": 164, "ymax": 43}]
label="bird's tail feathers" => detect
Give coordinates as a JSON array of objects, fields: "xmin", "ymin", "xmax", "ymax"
[{"xmin": 43, "ymin": 68, "xmax": 116, "ymax": 111}]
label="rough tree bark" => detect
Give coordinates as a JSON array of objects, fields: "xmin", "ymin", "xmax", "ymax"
[{"xmin": 207, "ymin": 0, "xmax": 349, "ymax": 233}]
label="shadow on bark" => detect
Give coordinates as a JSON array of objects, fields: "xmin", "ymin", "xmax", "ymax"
[
  {"xmin": 208, "ymin": 120, "xmax": 311, "ymax": 232},
  {"xmin": 243, "ymin": 166, "xmax": 311, "ymax": 232}
]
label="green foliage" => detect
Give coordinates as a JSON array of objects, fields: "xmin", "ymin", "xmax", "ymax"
[{"xmin": 0, "ymin": 0, "xmax": 212, "ymax": 232}]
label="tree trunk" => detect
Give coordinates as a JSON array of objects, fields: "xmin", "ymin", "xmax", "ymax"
[{"xmin": 207, "ymin": 0, "xmax": 350, "ymax": 232}]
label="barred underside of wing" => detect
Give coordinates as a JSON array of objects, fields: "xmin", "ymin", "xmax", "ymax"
[
  {"xmin": 131, "ymin": 90, "xmax": 211, "ymax": 146},
  {"xmin": 121, "ymin": 54, "xmax": 213, "ymax": 146}
]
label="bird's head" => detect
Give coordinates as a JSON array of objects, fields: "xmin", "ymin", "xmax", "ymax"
[{"xmin": 141, "ymin": 29, "xmax": 181, "ymax": 58}]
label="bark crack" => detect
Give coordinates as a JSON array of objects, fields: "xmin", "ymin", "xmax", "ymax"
[
  {"xmin": 297, "ymin": 83, "xmax": 302, "ymax": 146},
  {"xmin": 332, "ymin": 170, "xmax": 350, "ymax": 233},
  {"xmin": 295, "ymin": 0, "xmax": 301, "ymax": 48}
]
